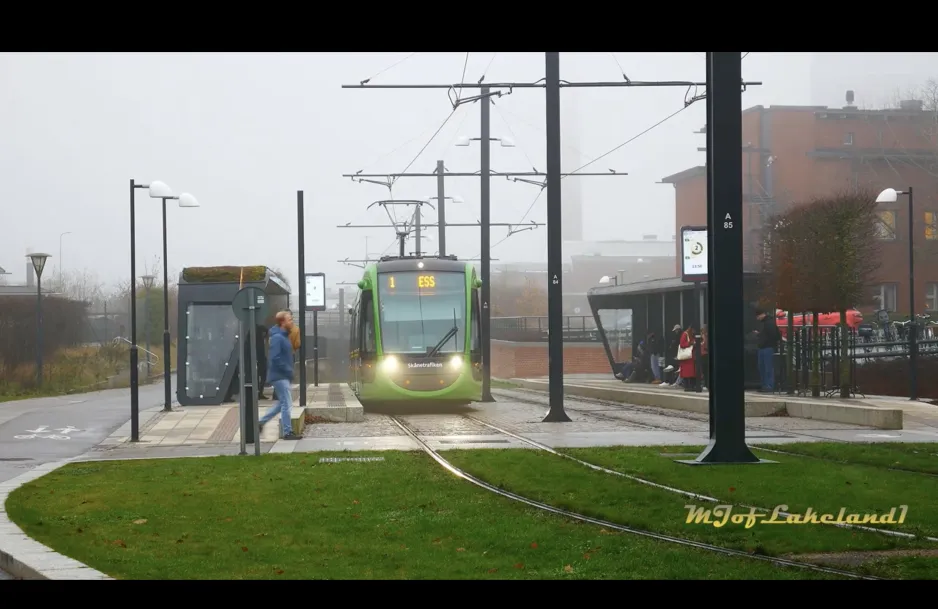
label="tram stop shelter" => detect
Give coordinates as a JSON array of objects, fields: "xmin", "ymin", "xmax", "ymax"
[
  {"xmin": 586, "ymin": 272, "xmax": 769, "ymax": 389},
  {"xmin": 176, "ymin": 265, "xmax": 290, "ymax": 406}
]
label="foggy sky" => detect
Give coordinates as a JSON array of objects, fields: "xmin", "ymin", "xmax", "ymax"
[{"xmin": 2, "ymin": 52, "xmax": 936, "ymax": 295}]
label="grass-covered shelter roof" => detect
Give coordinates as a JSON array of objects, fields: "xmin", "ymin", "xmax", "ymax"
[{"xmin": 179, "ymin": 266, "xmax": 290, "ymax": 295}]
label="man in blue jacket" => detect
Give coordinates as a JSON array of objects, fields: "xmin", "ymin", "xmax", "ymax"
[{"xmin": 259, "ymin": 310, "xmax": 301, "ymax": 440}]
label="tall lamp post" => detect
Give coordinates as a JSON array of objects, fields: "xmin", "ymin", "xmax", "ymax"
[
  {"xmin": 455, "ymin": 132, "xmax": 516, "ymax": 402},
  {"xmin": 58, "ymin": 232, "xmax": 71, "ymax": 284},
  {"xmin": 141, "ymin": 275, "xmax": 155, "ymax": 380},
  {"xmin": 27, "ymin": 253, "xmax": 51, "ymax": 386},
  {"xmin": 156, "ymin": 192, "xmax": 199, "ymax": 411},
  {"xmin": 129, "ymin": 179, "xmax": 173, "ymax": 442},
  {"xmin": 876, "ymin": 186, "xmax": 917, "ymax": 401}
]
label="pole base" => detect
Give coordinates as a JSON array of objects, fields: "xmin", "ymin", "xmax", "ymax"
[
  {"xmin": 676, "ymin": 458, "xmax": 776, "ymax": 465},
  {"xmin": 680, "ymin": 440, "xmax": 764, "ymax": 465},
  {"xmin": 481, "ymin": 393, "xmax": 496, "ymax": 403},
  {"xmin": 542, "ymin": 409, "xmax": 572, "ymax": 422}
]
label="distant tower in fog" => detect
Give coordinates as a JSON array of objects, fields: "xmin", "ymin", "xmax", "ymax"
[{"xmin": 560, "ymin": 95, "xmax": 583, "ymax": 242}]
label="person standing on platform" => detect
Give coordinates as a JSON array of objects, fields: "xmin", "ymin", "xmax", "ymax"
[
  {"xmin": 678, "ymin": 324, "xmax": 697, "ymax": 391},
  {"xmin": 753, "ymin": 309, "xmax": 780, "ymax": 393},
  {"xmin": 259, "ymin": 310, "xmax": 301, "ymax": 440}
]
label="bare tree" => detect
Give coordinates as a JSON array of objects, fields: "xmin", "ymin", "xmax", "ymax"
[{"xmin": 764, "ymin": 189, "xmax": 882, "ymax": 397}]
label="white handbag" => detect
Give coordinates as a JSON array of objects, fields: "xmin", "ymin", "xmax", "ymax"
[{"xmin": 676, "ymin": 344, "xmax": 693, "ymax": 361}]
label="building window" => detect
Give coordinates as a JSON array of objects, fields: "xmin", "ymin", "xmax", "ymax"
[
  {"xmin": 927, "ymin": 283, "xmax": 938, "ymax": 312},
  {"xmin": 875, "ymin": 210, "xmax": 897, "ymax": 240},
  {"xmin": 844, "ymin": 132, "xmax": 854, "ymax": 145},
  {"xmin": 926, "ymin": 211, "xmax": 938, "ymax": 240},
  {"xmin": 874, "ymin": 284, "xmax": 898, "ymax": 312}
]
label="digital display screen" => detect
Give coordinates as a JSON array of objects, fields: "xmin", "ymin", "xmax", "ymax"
[{"xmin": 385, "ymin": 274, "xmax": 439, "ymax": 290}]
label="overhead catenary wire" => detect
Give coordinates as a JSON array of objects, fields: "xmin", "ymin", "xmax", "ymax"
[
  {"xmin": 456, "ymin": 52, "xmax": 470, "ymax": 103},
  {"xmin": 492, "ymin": 100, "xmax": 538, "ymax": 172},
  {"xmin": 359, "ymin": 52, "xmax": 418, "ymax": 85},
  {"xmin": 566, "ymin": 103, "xmax": 694, "ymax": 177}
]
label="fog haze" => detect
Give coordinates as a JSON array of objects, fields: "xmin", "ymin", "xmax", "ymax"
[{"xmin": 2, "ymin": 52, "xmax": 936, "ymax": 293}]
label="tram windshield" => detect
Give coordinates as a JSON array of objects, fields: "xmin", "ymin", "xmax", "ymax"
[{"xmin": 377, "ymin": 271, "xmax": 466, "ymax": 355}]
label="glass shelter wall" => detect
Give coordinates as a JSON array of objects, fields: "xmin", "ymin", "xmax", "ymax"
[{"xmin": 184, "ymin": 303, "xmax": 239, "ymax": 401}]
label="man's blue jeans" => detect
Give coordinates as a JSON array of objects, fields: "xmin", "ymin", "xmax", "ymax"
[
  {"xmin": 757, "ymin": 347, "xmax": 775, "ymax": 391},
  {"xmin": 650, "ymin": 355, "xmax": 661, "ymax": 381},
  {"xmin": 261, "ymin": 379, "xmax": 293, "ymax": 436}
]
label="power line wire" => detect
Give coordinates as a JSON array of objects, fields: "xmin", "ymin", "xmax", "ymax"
[
  {"xmin": 492, "ymin": 101, "xmax": 538, "ymax": 171},
  {"xmin": 457, "ymin": 53, "xmax": 470, "ymax": 102},
  {"xmin": 359, "ymin": 52, "xmax": 418, "ymax": 85},
  {"xmin": 479, "ymin": 53, "xmax": 498, "ymax": 82},
  {"xmin": 566, "ymin": 103, "xmax": 693, "ymax": 177},
  {"xmin": 394, "ymin": 109, "xmax": 458, "ymax": 186}
]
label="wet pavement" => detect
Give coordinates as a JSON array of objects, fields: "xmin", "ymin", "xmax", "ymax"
[
  {"xmin": 0, "ymin": 383, "xmax": 171, "ymax": 483},
  {"xmin": 67, "ymin": 385, "xmax": 938, "ymax": 461}
]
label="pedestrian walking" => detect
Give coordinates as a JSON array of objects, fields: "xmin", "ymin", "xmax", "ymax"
[
  {"xmin": 259, "ymin": 310, "xmax": 302, "ymax": 440},
  {"xmin": 699, "ymin": 325, "xmax": 709, "ymax": 390}
]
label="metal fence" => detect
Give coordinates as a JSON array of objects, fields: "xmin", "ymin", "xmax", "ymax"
[
  {"xmin": 776, "ymin": 324, "xmax": 938, "ymax": 396},
  {"xmin": 490, "ymin": 315, "xmax": 614, "ymax": 343}
]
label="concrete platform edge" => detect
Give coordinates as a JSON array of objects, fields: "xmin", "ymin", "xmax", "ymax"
[
  {"xmin": 511, "ymin": 379, "xmax": 904, "ymax": 430},
  {"xmin": 0, "ymin": 458, "xmax": 114, "ymax": 580}
]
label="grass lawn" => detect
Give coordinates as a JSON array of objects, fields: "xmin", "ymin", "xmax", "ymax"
[
  {"xmin": 4, "ymin": 452, "xmax": 833, "ymax": 580},
  {"xmin": 443, "ymin": 446, "xmax": 938, "ymax": 579},
  {"xmin": 752, "ymin": 442, "xmax": 938, "ymax": 475}
]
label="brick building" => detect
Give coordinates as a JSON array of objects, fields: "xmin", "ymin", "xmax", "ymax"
[{"xmin": 660, "ymin": 93, "xmax": 938, "ymax": 314}]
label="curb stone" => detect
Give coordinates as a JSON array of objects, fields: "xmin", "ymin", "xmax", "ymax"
[{"xmin": 0, "ymin": 457, "xmax": 113, "ymax": 580}]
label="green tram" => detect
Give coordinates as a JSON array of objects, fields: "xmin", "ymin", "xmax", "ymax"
[{"xmin": 348, "ymin": 255, "xmax": 483, "ymax": 404}]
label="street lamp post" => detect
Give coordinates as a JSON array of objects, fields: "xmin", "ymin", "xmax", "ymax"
[
  {"xmin": 141, "ymin": 275, "xmax": 155, "ymax": 380},
  {"xmin": 27, "ymin": 253, "xmax": 51, "ymax": 386},
  {"xmin": 129, "ymin": 179, "xmax": 173, "ymax": 442},
  {"xmin": 58, "ymin": 232, "xmax": 71, "ymax": 284},
  {"xmin": 157, "ymin": 192, "xmax": 199, "ymax": 411},
  {"xmin": 876, "ymin": 186, "xmax": 917, "ymax": 400}
]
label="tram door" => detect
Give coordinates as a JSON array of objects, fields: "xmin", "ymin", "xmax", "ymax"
[
  {"xmin": 359, "ymin": 290, "xmax": 377, "ymax": 387},
  {"xmin": 349, "ymin": 304, "xmax": 359, "ymax": 392}
]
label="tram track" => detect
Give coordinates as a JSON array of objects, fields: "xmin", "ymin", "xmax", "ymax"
[
  {"xmin": 495, "ymin": 387, "xmax": 938, "ymax": 480},
  {"xmin": 387, "ymin": 414, "xmax": 878, "ymax": 580},
  {"xmin": 473, "ymin": 389, "xmax": 938, "ymax": 544}
]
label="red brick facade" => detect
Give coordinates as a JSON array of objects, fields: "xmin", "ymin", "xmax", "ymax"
[
  {"xmin": 662, "ymin": 102, "xmax": 938, "ymax": 314},
  {"xmin": 491, "ymin": 340, "xmax": 629, "ymax": 378}
]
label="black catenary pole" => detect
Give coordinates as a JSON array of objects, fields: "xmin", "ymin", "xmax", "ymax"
[
  {"xmin": 682, "ymin": 52, "xmax": 760, "ymax": 465},
  {"xmin": 907, "ymin": 186, "xmax": 918, "ymax": 401},
  {"xmin": 437, "ymin": 160, "xmax": 446, "ymax": 257},
  {"xmin": 297, "ymin": 190, "xmax": 307, "ymax": 407},
  {"xmin": 543, "ymin": 51, "xmax": 570, "ymax": 423},
  {"xmin": 313, "ymin": 309, "xmax": 319, "ymax": 387},
  {"xmin": 129, "ymin": 179, "xmax": 141, "ymax": 442},
  {"xmin": 480, "ymin": 86, "xmax": 494, "ymax": 402}
]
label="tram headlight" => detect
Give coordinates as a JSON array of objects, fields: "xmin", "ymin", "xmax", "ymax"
[
  {"xmin": 449, "ymin": 355, "xmax": 463, "ymax": 370},
  {"xmin": 381, "ymin": 355, "xmax": 399, "ymax": 373}
]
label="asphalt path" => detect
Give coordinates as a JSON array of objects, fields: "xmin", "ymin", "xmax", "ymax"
[{"xmin": 0, "ymin": 382, "xmax": 171, "ymax": 484}]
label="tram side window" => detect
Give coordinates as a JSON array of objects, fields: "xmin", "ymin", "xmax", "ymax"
[
  {"xmin": 361, "ymin": 293, "xmax": 376, "ymax": 353},
  {"xmin": 471, "ymin": 289, "xmax": 481, "ymax": 352}
]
